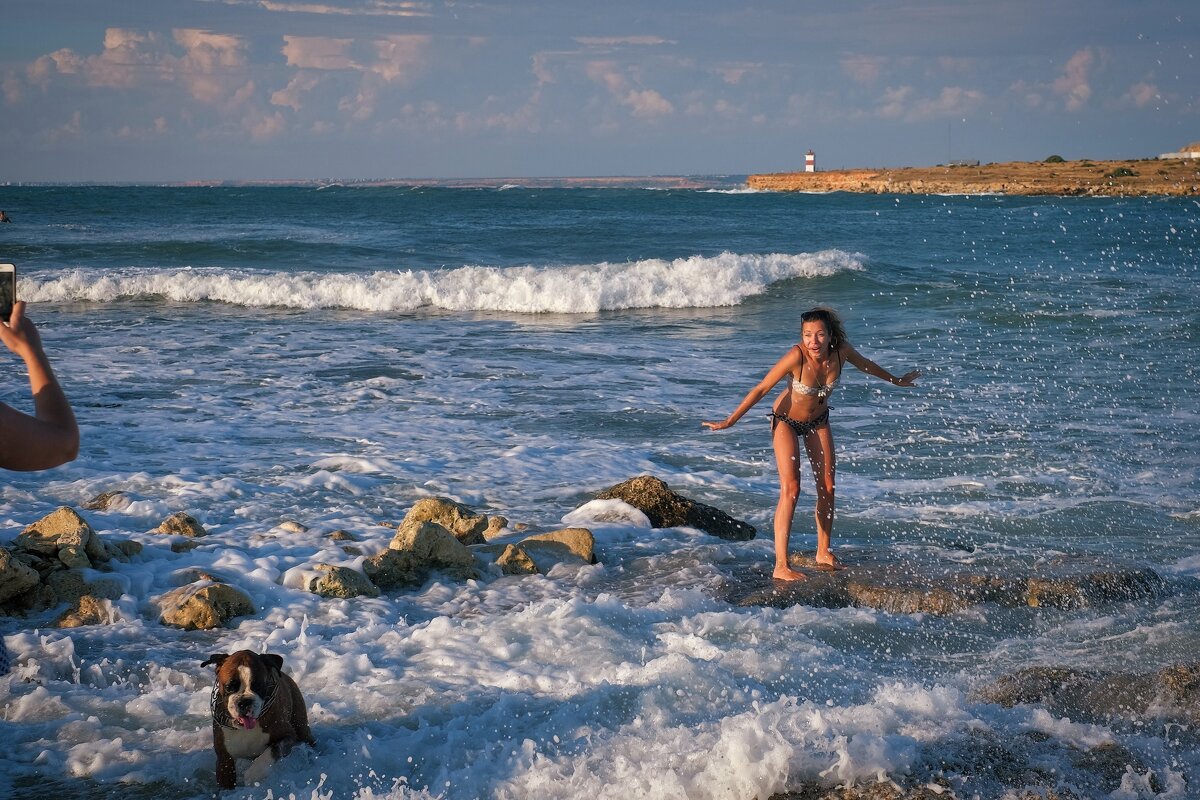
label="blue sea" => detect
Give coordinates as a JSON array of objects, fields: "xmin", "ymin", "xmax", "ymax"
[{"xmin": 1, "ymin": 183, "xmax": 1198, "ymax": 799}]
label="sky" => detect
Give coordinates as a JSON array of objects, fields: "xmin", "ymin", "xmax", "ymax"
[{"xmin": 0, "ymin": 0, "xmax": 1196, "ymax": 182}]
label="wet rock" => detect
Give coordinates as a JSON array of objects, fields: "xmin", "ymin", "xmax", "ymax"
[
  {"xmin": 15, "ymin": 507, "xmax": 107, "ymax": 566},
  {"xmin": 495, "ymin": 544, "xmax": 539, "ymax": 575},
  {"xmin": 976, "ymin": 662, "xmax": 1200, "ymax": 724},
  {"xmin": 45, "ymin": 569, "xmax": 124, "ymax": 608},
  {"xmin": 389, "ymin": 521, "xmax": 478, "ymax": 574},
  {"xmin": 328, "ymin": 529, "xmax": 357, "ymax": 541},
  {"xmin": 594, "ymin": 475, "xmax": 755, "ymax": 541},
  {"xmin": 55, "ymin": 595, "xmax": 113, "ymax": 628},
  {"xmin": 845, "ymin": 581, "xmax": 968, "ymax": 615},
  {"xmin": 726, "ymin": 558, "xmax": 1170, "ymax": 617},
  {"xmin": 103, "ymin": 538, "xmax": 142, "ymax": 562},
  {"xmin": 1026, "ymin": 568, "xmax": 1166, "ymax": 608},
  {"xmin": 304, "ymin": 564, "xmax": 379, "ymax": 599},
  {"xmin": 365, "ymin": 520, "xmax": 480, "ymax": 589},
  {"xmin": 82, "ymin": 491, "xmax": 127, "ymax": 511},
  {"xmin": 58, "ymin": 544, "xmax": 91, "ymax": 569},
  {"xmin": 483, "ymin": 516, "xmax": 509, "ymax": 541},
  {"xmin": 363, "ymin": 549, "xmax": 425, "ymax": 590},
  {"xmin": 520, "ymin": 528, "xmax": 597, "ymax": 565},
  {"xmin": 1070, "ymin": 742, "xmax": 1154, "ymax": 789},
  {"xmin": 155, "ymin": 512, "xmax": 207, "ymax": 538},
  {"xmin": 277, "ymin": 520, "xmax": 308, "ymax": 533},
  {"xmin": 770, "ymin": 783, "xmax": 980, "ymax": 800},
  {"xmin": 157, "ymin": 582, "xmax": 255, "ymax": 630},
  {"xmin": 2, "ymin": 583, "xmax": 56, "ymax": 615},
  {"xmin": 475, "ymin": 528, "xmax": 597, "ymax": 575},
  {"xmin": 170, "ymin": 568, "xmax": 222, "ymax": 586},
  {"xmin": 0, "ymin": 548, "xmax": 40, "ymax": 605},
  {"xmin": 400, "ymin": 497, "xmax": 490, "ymax": 545},
  {"xmin": 954, "ymin": 574, "xmax": 1027, "ymax": 606}
]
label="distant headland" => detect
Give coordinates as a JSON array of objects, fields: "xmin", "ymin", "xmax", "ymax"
[{"xmin": 748, "ymin": 154, "xmax": 1200, "ymax": 196}]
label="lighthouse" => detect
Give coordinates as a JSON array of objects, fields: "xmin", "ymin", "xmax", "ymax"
[{"xmin": 805, "ymin": 150, "xmax": 816, "ymax": 173}]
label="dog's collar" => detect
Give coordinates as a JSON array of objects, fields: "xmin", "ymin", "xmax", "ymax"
[{"xmin": 211, "ymin": 677, "xmax": 280, "ymax": 731}]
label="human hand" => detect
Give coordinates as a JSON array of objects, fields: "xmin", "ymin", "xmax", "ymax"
[
  {"xmin": 894, "ymin": 370, "xmax": 921, "ymax": 387},
  {"xmin": 702, "ymin": 419, "xmax": 732, "ymax": 431},
  {"xmin": 0, "ymin": 302, "xmax": 45, "ymax": 362}
]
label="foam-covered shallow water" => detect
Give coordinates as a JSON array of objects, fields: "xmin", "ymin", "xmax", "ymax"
[{"xmin": 1, "ymin": 187, "xmax": 1198, "ymax": 799}]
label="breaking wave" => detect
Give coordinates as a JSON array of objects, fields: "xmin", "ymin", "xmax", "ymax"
[{"xmin": 23, "ymin": 250, "xmax": 864, "ymax": 313}]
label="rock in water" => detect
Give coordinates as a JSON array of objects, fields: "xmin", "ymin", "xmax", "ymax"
[
  {"xmin": 157, "ymin": 583, "xmax": 255, "ymax": 630},
  {"xmin": 594, "ymin": 475, "xmax": 755, "ymax": 541}
]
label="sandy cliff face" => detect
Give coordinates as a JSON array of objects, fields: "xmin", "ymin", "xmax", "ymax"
[{"xmin": 748, "ymin": 159, "xmax": 1200, "ymax": 196}]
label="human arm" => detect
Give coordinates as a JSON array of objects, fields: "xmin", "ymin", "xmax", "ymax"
[
  {"xmin": 841, "ymin": 342, "xmax": 921, "ymax": 387},
  {"xmin": 702, "ymin": 346, "xmax": 801, "ymax": 430},
  {"xmin": 0, "ymin": 301, "xmax": 80, "ymax": 471}
]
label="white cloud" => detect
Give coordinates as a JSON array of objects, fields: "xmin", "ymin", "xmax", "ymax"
[
  {"xmin": 1053, "ymin": 48, "xmax": 1096, "ymax": 112},
  {"xmin": 586, "ymin": 60, "xmax": 627, "ymax": 94},
  {"xmin": 247, "ymin": 110, "xmax": 287, "ymax": 140},
  {"xmin": 1123, "ymin": 81, "xmax": 1159, "ymax": 108},
  {"xmin": 841, "ymin": 55, "xmax": 887, "ymax": 85},
  {"xmin": 718, "ymin": 63, "xmax": 760, "ymax": 85},
  {"xmin": 174, "ymin": 29, "xmax": 246, "ymax": 71},
  {"xmin": 370, "ymin": 35, "xmax": 430, "ymax": 83},
  {"xmin": 1007, "ymin": 79, "xmax": 1044, "ymax": 109},
  {"xmin": 20, "ymin": 28, "xmax": 251, "ymax": 109},
  {"xmin": 877, "ymin": 85, "xmax": 912, "ymax": 119},
  {"xmin": 532, "ymin": 52, "xmax": 555, "ymax": 86},
  {"xmin": 624, "ymin": 88, "xmax": 673, "ymax": 118},
  {"xmin": 911, "ymin": 86, "xmax": 984, "ymax": 119},
  {"xmin": 45, "ymin": 111, "xmax": 83, "ymax": 143},
  {"xmin": 222, "ymin": 0, "xmax": 431, "ymax": 16},
  {"xmin": 575, "ymin": 36, "xmax": 673, "ymax": 47},
  {"xmin": 3, "ymin": 74, "xmax": 21, "ymax": 104},
  {"xmin": 482, "ymin": 89, "xmax": 543, "ymax": 132},
  {"xmin": 271, "ymin": 73, "xmax": 321, "ymax": 110},
  {"xmin": 585, "ymin": 60, "xmax": 673, "ymax": 119},
  {"xmin": 339, "ymin": 82, "xmax": 379, "ymax": 121},
  {"xmin": 282, "ymin": 36, "xmax": 358, "ymax": 70}
]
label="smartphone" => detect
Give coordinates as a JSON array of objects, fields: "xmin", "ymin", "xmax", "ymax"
[{"xmin": 0, "ymin": 264, "xmax": 14, "ymax": 321}]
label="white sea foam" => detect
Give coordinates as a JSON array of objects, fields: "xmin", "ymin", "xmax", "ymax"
[{"xmin": 22, "ymin": 250, "xmax": 864, "ymax": 313}]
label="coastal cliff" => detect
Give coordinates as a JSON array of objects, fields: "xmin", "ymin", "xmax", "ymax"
[{"xmin": 748, "ymin": 158, "xmax": 1200, "ymax": 196}]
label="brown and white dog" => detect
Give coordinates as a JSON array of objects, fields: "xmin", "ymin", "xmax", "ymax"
[{"xmin": 201, "ymin": 650, "xmax": 316, "ymax": 789}]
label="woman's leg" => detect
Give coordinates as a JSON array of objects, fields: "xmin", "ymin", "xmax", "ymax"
[
  {"xmin": 771, "ymin": 418, "xmax": 807, "ymax": 580},
  {"xmin": 803, "ymin": 424, "xmax": 838, "ymax": 567}
]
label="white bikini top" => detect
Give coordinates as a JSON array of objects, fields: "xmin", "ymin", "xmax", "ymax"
[
  {"xmin": 790, "ymin": 347, "xmax": 842, "ymax": 400},
  {"xmin": 790, "ymin": 376, "xmax": 837, "ymax": 399}
]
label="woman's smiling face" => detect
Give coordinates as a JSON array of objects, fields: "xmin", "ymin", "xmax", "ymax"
[{"xmin": 801, "ymin": 320, "xmax": 831, "ymax": 356}]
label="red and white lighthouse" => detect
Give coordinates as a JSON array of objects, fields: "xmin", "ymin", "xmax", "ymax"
[{"xmin": 805, "ymin": 150, "xmax": 816, "ymax": 173}]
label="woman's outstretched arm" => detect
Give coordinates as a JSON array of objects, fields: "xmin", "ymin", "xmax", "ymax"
[
  {"xmin": 703, "ymin": 347, "xmax": 802, "ymax": 430},
  {"xmin": 0, "ymin": 301, "xmax": 80, "ymax": 471},
  {"xmin": 841, "ymin": 342, "xmax": 921, "ymax": 387}
]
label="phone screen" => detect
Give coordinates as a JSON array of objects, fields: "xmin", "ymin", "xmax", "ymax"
[{"xmin": 0, "ymin": 265, "xmax": 15, "ymax": 321}]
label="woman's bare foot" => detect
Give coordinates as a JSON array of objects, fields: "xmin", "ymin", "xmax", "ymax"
[
  {"xmin": 814, "ymin": 552, "xmax": 845, "ymax": 571},
  {"xmin": 773, "ymin": 565, "xmax": 808, "ymax": 581}
]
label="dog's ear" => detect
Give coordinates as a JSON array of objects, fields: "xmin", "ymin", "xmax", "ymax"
[
  {"xmin": 201, "ymin": 653, "xmax": 229, "ymax": 669},
  {"xmin": 262, "ymin": 654, "xmax": 284, "ymax": 671}
]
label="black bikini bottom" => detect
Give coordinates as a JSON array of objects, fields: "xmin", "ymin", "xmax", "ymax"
[{"xmin": 768, "ymin": 407, "xmax": 830, "ymax": 437}]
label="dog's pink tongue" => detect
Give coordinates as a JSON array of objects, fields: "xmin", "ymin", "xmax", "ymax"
[{"xmin": 238, "ymin": 715, "xmax": 258, "ymax": 729}]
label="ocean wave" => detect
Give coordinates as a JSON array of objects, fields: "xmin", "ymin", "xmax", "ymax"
[{"xmin": 23, "ymin": 250, "xmax": 864, "ymax": 313}]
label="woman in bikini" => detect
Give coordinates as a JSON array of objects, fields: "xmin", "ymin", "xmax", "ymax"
[{"xmin": 703, "ymin": 307, "xmax": 920, "ymax": 581}]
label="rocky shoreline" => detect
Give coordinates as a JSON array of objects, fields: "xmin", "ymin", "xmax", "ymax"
[
  {"xmin": 3, "ymin": 474, "xmax": 1197, "ymax": 798},
  {"xmin": 748, "ymin": 158, "xmax": 1200, "ymax": 196}
]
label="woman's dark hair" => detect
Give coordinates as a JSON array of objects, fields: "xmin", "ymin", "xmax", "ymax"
[{"xmin": 800, "ymin": 307, "xmax": 848, "ymax": 350}]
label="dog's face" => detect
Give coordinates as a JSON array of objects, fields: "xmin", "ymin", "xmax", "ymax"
[{"xmin": 202, "ymin": 651, "xmax": 284, "ymax": 731}]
